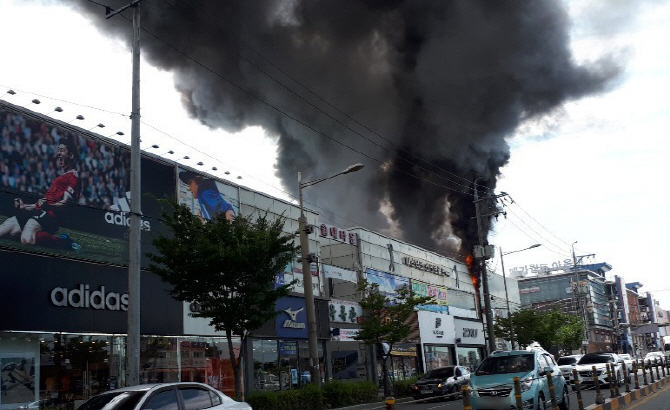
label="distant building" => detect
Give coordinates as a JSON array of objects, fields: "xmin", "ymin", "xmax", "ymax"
[{"xmin": 517, "ymin": 266, "xmax": 614, "ymax": 354}]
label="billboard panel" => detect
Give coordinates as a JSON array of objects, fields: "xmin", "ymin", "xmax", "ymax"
[
  {"xmin": 177, "ymin": 167, "xmax": 239, "ymax": 220},
  {"xmin": 0, "ymin": 103, "xmax": 175, "ymax": 266},
  {"xmin": 0, "ymin": 249, "xmax": 182, "ymax": 334}
]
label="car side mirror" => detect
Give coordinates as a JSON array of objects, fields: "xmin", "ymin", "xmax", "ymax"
[
  {"xmin": 618, "ymin": 360, "xmax": 624, "ymax": 364},
  {"xmin": 543, "ymin": 367, "xmax": 554, "ymax": 374}
]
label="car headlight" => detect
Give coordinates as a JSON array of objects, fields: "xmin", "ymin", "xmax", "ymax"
[
  {"xmin": 438, "ymin": 383, "xmax": 443, "ymax": 388},
  {"xmin": 520, "ymin": 377, "xmax": 533, "ymax": 392}
]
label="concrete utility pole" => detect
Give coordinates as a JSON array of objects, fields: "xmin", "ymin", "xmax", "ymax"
[
  {"xmin": 106, "ymin": 0, "xmax": 142, "ymax": 386},
  {"xmin": 298, "ymin": 164, "xmax": 363, "ymax": 387},
  {"xmin": 473, "ymin": 178, "xmax": 496, "ymax": 354},
  {"xmin": 473, "ymin": 180, "xmax": 511, "ymax": 354}
]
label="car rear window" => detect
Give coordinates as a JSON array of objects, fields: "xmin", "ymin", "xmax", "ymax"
[
  {"xmin": 475, "ymin": 354, "xmax": 534, "ymax": 375},
  {"xmin": 424, "ymin": 367, "xmax": 454, "ymax": 379},
  {"xmin": 557, "ymin": 357, "xmax": 578, "ymax": 366},
  {"xmin": 78, "ymin": 392, "xmax": 145, "ymax": 410},
  {"xmin": 578, "ymin": 355, "xmax": 612, "ymax": 364}
]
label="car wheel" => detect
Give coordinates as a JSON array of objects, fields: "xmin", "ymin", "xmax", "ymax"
[{"xmin": 558, "ymin": 386, "xmax": 570, "ymax": 410}]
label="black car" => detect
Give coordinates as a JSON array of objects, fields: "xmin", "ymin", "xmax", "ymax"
[{"xmin": 412, "ymin": 365, "xmax": 470, "ymax": 401}]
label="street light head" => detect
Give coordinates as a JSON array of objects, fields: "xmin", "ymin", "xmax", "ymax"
[
  {"xmin": 341, "ymin": 163, "xmax": 364, "ymax": 174},
  {"xmin": 530, "ymin": 244, "xmax": 542, "ymax": 249}
]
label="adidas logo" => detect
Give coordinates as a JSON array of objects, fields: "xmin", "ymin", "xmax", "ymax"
[{"xmin": 106, "ymin": 191, "xmax": 151, "ymax": 231}]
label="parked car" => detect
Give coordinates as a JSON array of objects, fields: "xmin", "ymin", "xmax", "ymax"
[
  {"xmin": 412, "ymin": 365, "xmax": 470, "ymax": 401},
  {"xmin": 469, "ymin": 349, "xmax": 569, "ymax": 410},
  {"xmin": 643, "ymin": 351, "xmax": 665, "ymax": 368},
  {"xmin": 618, "ymin": 354, "xmax": 634, "ymax": 372},
  {"xmin": 557, "ymin": 355, "xmax": 582, "ymax": 384},
  {"xmin": 575, "ymin": 353, "xmax": 624, "ymax": 386},
  {"xmin": 75, "ymin": 382, "xmax": 251, "ymax": 410}
]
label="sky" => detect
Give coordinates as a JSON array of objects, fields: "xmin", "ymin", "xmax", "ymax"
[{"xmin": 1, "ymin": 1, "xmax": 669, "ymax": 306}]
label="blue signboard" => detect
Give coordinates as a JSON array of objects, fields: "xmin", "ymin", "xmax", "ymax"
[{"xmin": 275, "ymin": 296, "xmax": 308, "ymax": 339}]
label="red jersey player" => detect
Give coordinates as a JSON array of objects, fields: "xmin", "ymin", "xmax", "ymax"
[{"xmin": 0, "ymin": 135, "xmax": 81, "ymax": 251}]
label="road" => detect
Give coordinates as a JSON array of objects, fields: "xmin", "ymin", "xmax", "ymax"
[{"xmin": 393, "ymin": 388, "xmax": 599, "ymax": 410}]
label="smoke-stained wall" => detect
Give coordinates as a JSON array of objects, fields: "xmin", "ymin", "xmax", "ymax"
[{"xmin": 71, "ymin": 0, "xmax": 621, "ymax": 256}]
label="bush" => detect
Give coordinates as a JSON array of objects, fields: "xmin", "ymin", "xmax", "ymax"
[
  {"xmin": 246, "ymin": 390, "xmax": 279, "ymax": 410},
  {"xmin": 246, "ymin": 381, "xmax": 377, "ymax": 410},
  {"xmin": 322, "ymin": 380, "xmax": 380, "ymax": 408},
  {"xmin": 247, "ymin": 385, "xmax": 323, "ymax": 410},
  {"xmin": 392, "ymin": 377, "xmax": 418, "ymax": 397}
]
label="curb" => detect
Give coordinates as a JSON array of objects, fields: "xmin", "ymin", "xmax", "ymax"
[{"xmin": 585, "ymin": 375, "xmax": 670, "ymax": 410}]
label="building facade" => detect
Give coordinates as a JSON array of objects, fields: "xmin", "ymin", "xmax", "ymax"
[
  {"xmin": 517, "ymin": 268, "xmax": 615, "ymax": 353},
  {"xmin": 0, "ymin": 102, "xmax": 326, "ymax": 407}
]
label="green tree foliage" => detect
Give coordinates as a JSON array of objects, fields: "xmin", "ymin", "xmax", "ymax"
[
  {"xmin": 354, "ymin": 280, "xmax": 432, "ymax": 396},
  {"xmin": 148, "ymin": 204, "xmax": 298, "ymax": 399},
  {"xmin": 494, "ymin": 308, "xmax": 585, "ymax": 353}
]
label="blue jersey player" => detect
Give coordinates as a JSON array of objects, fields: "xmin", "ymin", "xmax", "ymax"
[{"xmin": 179, "ymin": 171, "xmax": 235, "ymax": 221}]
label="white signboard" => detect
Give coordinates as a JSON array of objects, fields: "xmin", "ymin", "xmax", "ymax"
[
  {"xmin": 329, "ymin": 299, "xmax": 363, "ymax": 324},
  {"xmin": 418, "ymin": 311, "xmax": 455, "ymax": 344},
  {"xmin": 322, "ymin": 264, "xmax": 358, "ymax": 283},
  {"xmin": 331, "ymin": 328, "xmax": 360, "ymax": 341},
  {"xmin": 454, "ymin": 319, "xmax": 485, "ymax": 346}
]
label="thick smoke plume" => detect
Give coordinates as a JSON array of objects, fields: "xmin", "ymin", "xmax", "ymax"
[{"xmin": 72, "ymin": 0, "xmax": 620, "ymax": 258}]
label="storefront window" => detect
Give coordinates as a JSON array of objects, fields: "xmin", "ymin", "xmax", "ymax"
[
  {"xmin": 253, "ymin": 339, "xmax": 279, "ymax": 391},
  {"xmin": 1, "ymin": 332, "xmax": 241, "ymax": 409},
  {"xmin": 331, "ymin": 350, "xmax": 358, "ymax": 380},
  {"xmin": 423, "ymin": 345, "xmax": 453, "ymax": 371},
  {"xmin": 456, "ymin": 347, "xmax": 482, "ymax": 372}
]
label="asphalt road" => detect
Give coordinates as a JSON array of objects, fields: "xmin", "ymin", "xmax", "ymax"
[{"xmin": 392, "ymin": 388, "xmax": 599, "ymax": 410}]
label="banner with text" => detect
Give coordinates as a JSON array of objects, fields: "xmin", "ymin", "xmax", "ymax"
[{"xmin": 328, "ymin": 299, "xmax": 363, "ymax": 324}]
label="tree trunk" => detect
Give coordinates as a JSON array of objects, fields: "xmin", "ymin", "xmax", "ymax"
[
  {"xmin": 226, "ymin": 329, "xmax": 243, "ymax": 401},
  {"xmin": 378, "ymin": 343, "xmax": 391, "ymax": 397}
]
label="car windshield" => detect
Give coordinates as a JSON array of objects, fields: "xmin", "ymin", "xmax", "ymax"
[
  {"xmin": 77, "ymin": 391, "xmax": 145, "ymax": 410},
  {"xmin": 619, "ymin": 354, "xmax": 631, "ymax": 360},
  {"xmin": 557, "ymin": 357, "xmax": 578, "ymax": 366},
  {"xmin": 578, "ymin": 355, "xmax": 612, "ymax": 364},
  {"xmin": 424, "ymin": 367, "xmax": 454, "ymax": 379},
  {"xmin": 475, "ymin": 354, "xmax": 534, "ymax": 375},
  {"xmin": 645, "ymin": 353, "xmax": 662, "ymax": 358}
]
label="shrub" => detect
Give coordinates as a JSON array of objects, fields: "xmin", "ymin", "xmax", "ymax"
[
  {"xmin": 247, "ymin": 385, "xmax": 324, "ymax": 410},
  {"xmin": 322, "ymin": 380, "xmax": 380, "ymax": 408},
  {"xmin": 392, "ymin": 377, "xmax": 418, "ymax": 397},
  {"xmin": 350, "ymin": 381, "xmax": 379, "ymax": 403},
  {"xmin": 246, "ymin": 390, "xmax": 279, "ymax": 410},
  {"xmin": 246, "ymin": 380, "xmax": 377, "ymax": 410}
]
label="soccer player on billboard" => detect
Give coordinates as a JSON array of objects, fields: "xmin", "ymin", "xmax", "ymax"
[
  {"xmin": 179, "ymin": 171, "xmax": 235, "ymax": 221},
  {"xmin": 0, "ymin": 136, "xmax": 81, "ymax": 251}
]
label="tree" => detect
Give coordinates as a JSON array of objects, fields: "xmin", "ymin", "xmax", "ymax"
[
  {"xmin": 354, "ymin": 280, "xmax": 432, "ymax": 396},
  {"xmin": 148, "ymin": 204, "xmax": 298, "ymax": 399},
  {"xmin": 494, "ymin": 308, "xmax": 585, "ymax": 353}
]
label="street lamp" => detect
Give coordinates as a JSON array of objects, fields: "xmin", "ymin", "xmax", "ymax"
[
  {"xmin": 499, "ymin": 244, "xmax": 541, "ymax": 350},
  {"xmin": 298, "ymin": 163, "xmax": 364, "ymax": 387}
]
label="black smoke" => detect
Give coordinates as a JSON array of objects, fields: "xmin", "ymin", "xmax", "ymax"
[{"xmin": 70, "ymin": 0, "xmax": 621, "ymax": 257}]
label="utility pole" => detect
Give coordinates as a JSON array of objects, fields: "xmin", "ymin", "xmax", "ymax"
[
  {"xmin": 473, "ymin": 179, "xmax": 510, "ymax": 354},
  {"xmin": 106, "ymin": 0, "xmax": 142, "ymax": 386}
]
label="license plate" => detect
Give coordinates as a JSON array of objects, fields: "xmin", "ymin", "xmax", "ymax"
[{"xmin": 421, "ymin": 390, "xmax": 433, "ymax": 394}]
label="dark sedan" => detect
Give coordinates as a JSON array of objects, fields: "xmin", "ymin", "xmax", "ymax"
[{"xmin": 412, "ymin": 365, "xmax": 470, "ymax": 401}]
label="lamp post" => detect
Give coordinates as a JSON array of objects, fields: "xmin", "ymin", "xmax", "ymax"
[
  {"xmin": 499, "ymin": 244, "xmax": 541, "ymax": 350},
  {"xmin": 299, "ymin": 163, "xmax": 364, "ymax": 387}
]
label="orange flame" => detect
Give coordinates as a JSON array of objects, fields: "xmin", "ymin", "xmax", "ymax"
[{"xmin": 466, "ymin": 254, "xmax": 478, "ymax": 288}]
